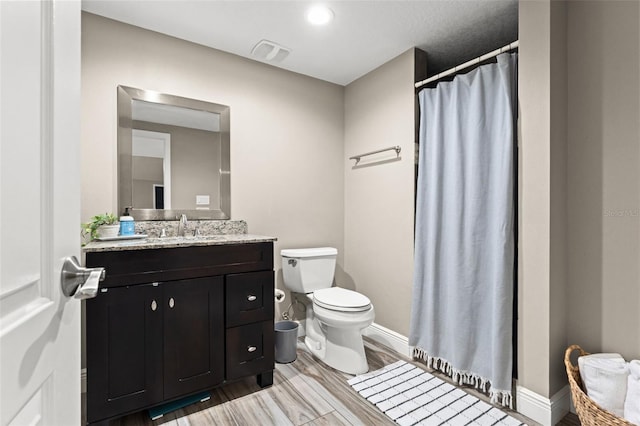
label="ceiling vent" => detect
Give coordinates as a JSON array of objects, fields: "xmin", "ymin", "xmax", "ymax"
[{"xmin": 251, "ymin": 40, "xmax": 291, "ymax": 63}]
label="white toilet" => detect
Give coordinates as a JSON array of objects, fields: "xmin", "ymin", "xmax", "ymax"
[{"xmin": 281, "ymin": 247, "xmax": 375, "ymax": 375}]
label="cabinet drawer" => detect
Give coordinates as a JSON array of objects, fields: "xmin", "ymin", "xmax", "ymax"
[
  {"xmin": 225, "ymin": 271, "xmax": 274, "ymax": 327},
  {"xmin": 226, "ymin": 321, "xmax": 274, "ymax": 380}
]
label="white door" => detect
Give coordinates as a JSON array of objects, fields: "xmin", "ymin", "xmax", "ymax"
[
  {"xmin": 0, "ymin": 1, "xmax": 81, "ymax": 425},
  {"xmin": 132, "ymin": 129, "xmax": 172, "ymax": 209}
]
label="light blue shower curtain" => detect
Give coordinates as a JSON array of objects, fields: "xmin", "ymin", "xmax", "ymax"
[{"xmin": 409, "ymin": 53, "xmax": 517, "ymax": 407}]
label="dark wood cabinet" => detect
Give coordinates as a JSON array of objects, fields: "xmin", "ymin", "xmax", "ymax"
[
  {"xmin": 86, "ymin": 284, "xmax": 163, "ymax": 423},
  {"xmin": 163, "ymin": 276, "xmax": 224, "ymax": 400},
  {"xmin": 85, "ymin": 242, "xmax": 274, "ymax": 425}
]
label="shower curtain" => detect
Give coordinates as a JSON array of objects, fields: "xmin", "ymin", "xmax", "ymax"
[{"xmin": 409, "ymin": 53, "xmax": 517, "ymax": 407}]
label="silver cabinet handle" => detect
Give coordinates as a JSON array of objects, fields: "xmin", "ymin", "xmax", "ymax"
[
  {"xmin": 247, "ymin": 346, "xmax": 257, "ymax": 353},
  {"xmin": 61, "ymin": 256, "xmax": 105, "ymax": 299},
  {"xmin": 247, "ymin": 295, "xmax": 257, "ymax": 302},
  {"xmin": 168, "ymin": 297, "xmax": 175, "ymax": 308},
  {"xmin": 151, "ymin": 300, "xmax": 157, "ymax": 311}
]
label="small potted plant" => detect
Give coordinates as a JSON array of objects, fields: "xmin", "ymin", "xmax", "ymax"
[{"xmin": 82, "ymin": 213, "xmax": 119, "ymax": 242}]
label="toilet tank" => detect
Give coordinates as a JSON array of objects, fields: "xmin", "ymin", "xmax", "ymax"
[{"xmin": 281, "ymin": 247, "xmax": 337, "ymax": 293}]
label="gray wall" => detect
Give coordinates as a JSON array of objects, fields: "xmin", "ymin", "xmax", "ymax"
[
  {"xmin": 518, "ymin": 0, "xmax": 640, "ymax": 399},
  {"xmin": 343, "ymin": 49, "xmax": 419, "ymax": 337},
  {"xmin": 81, "ymin": 11, "xmax": 345, "ymax": 263},
  {"xmin": 567, "ymin": 0, "xmax": 640, "ymax": 360},
  {"xmin": 519, "ymin": 1, "xmax": 553, "ymax": 397}
]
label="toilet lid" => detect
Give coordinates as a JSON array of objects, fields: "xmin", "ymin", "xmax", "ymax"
[
  {"xmin": 281, "ymin": 247, "xmax": 337, "ymax": 258},
  {"xmin": 313, "ymin": 287, "xmax": 371, "ymax": 312}
]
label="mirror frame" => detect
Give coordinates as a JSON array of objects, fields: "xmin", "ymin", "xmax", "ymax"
[{"xmin": 117, "ymin": 85, "xmax": 230, "ymax": 220}]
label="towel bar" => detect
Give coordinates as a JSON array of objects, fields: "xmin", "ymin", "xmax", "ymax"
[{"xmin": 349, "ymin": 145, "xmax": 401, "ymax": 165}]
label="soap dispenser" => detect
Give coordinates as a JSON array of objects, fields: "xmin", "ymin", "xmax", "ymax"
[{"xmin": 119, "ymin": 207, "xmax": 135, "ymax": 236}]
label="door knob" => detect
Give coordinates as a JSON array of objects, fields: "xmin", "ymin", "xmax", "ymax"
[{"xmin": 61, "ymin": 256, "xmax": 105, "ymax": 299}]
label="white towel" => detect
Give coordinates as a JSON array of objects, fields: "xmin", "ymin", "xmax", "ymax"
[
  {"xmin": 624, "ymin": 360, "xmax": 640, "ymax": 425},
  {"xmin": 578, "ymin": 353, "xmax": 629, "ymax": 417}
]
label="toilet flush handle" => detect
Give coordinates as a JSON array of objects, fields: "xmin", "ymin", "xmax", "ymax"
[{"xmin": 288, "ymin": 259, "xmax": 297, "ymax": 267}]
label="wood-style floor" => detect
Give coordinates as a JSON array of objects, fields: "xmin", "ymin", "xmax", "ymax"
[{"xmin": 84, "ymin": 337, "xmax": 581, "ymax": 425}]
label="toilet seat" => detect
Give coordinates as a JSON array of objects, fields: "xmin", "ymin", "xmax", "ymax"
[{"xmin": 313, "ymin": 287, "xmax": 371, "ymax": 312}]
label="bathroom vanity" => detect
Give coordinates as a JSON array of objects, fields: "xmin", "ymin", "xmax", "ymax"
[{"xmin": 83, "ymin": 233, "xmax": 276, "ymax": 424}]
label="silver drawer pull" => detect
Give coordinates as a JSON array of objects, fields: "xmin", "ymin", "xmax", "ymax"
[
  {"xmin": 151, "ymin": 300, "xmax": 157, "ymax": 311},
  {"xmin": 247, "ymin": 295, "xmax": 257, "ymax": 302},
  {"xmin": 247, "ymin": 346, "xmax": 257, "ymax": 353},
  {"xmin": 168, "ymin": 297, "xmax": 175, "ymax": 308}
]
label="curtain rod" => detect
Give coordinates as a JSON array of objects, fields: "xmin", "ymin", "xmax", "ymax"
[{"xmin": 415, "ymin": 40, "xmax": 519, "ymax": 89}]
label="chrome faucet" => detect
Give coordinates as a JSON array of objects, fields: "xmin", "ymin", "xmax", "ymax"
[{"xmin": 177, "ymin": 214, "xmax": 188, "ymax": 237}]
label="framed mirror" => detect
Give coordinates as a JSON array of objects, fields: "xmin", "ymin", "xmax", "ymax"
[{"xmin": 117, "ymin": 86, "xmax": 230, "ymax": 220}]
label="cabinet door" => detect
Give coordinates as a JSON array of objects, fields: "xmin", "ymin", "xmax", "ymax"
[
  {"xmin": 86, "ymin": 284, "xmax": 163, "ymax": 424},
  {"xmin": 163, "ymin": 276, "xmax": 224, "ymax": 400}
]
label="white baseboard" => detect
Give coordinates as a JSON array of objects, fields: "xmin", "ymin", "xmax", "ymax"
[
  {"xmin": 516, "ymin": 384, "xmax": 570, "ymax": 426},
  {"xmin": 81, "ymin": 368, "xmax": 87, "ymax": 393},
  {"xmin": 363, "ymin": 322, "xmax": 412, "ymax": 358}
]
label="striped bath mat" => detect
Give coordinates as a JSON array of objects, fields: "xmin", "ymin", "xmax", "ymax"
[{"xmin": 348, "ymin": 361, "xmax": 525, "ymax": 426}]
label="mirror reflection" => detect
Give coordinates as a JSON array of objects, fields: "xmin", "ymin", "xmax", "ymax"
[
  {"xmin": 118, "ymin": 86, "xmax": 230, "ymax": 220},
  {"xmin": 132, "ymin": 128, "xmax": 171, "ymax": 209}
]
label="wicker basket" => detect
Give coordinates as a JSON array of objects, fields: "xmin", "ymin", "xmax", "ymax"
[{"xmin": 564, "ymin": 345, "xmax": 634, "ymax": 426}]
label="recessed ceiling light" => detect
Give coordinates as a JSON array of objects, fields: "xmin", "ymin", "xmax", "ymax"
[{"xmin": 306, "ymin": 5, "xmax": 334, "ymax": 26}]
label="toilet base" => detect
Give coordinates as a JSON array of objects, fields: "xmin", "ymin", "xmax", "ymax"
[
  {"xmin": 294, "ymin": 291, "xmax": 374, "ymax": 375},
  {"xmin": 305, "ymin": 327, "xmax": 369, "ymax": 375}
]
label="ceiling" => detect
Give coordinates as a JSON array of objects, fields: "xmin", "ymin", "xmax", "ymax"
[
  {"xmin": 133, "ymin": 100, "xmax": 220, "ymax": 132},
  {"xmin": 81, "ymin": 0, "xmax": 518, "ymax": 86}
]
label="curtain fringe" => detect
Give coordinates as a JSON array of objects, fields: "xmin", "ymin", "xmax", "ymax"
[{"xmin": 412, "ymin": 347, "xmax": 513, "ymax": 409}]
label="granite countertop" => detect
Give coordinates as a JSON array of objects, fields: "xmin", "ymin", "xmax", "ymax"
[{"xmin": 82, "ymin": 233, "xmax": 277, "ymax": 252}]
